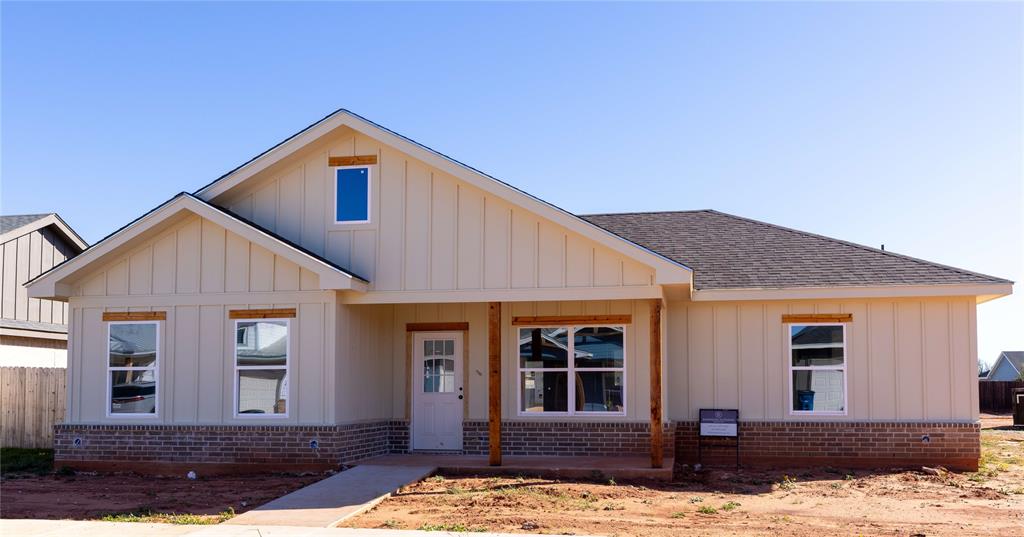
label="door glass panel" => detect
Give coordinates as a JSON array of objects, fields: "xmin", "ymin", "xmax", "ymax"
[{"xmin": 422, "ymin": 341, "xmax": 456, "ymax": 393}]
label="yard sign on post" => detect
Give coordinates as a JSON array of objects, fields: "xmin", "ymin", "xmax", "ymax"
[{"xmin": 698, "ymin": 408, "xmax": 739, "ymax": 469}]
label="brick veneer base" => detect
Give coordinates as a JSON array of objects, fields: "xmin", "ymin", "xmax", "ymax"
[
  {"xmin": 463, "ymin": 421, "xmax": 674, "ymax": 457},
  {"xmin": 675, "ymin": 421, "xmax": 980, "ymax": 471},
  {"xmin": 54, "ymin": 421, "xmax": 409, "ymax": 475}
]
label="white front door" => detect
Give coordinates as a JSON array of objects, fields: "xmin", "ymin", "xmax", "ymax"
[{"xmin": 412, "ymin": 332, "xmax": 464, "ymax": 451}]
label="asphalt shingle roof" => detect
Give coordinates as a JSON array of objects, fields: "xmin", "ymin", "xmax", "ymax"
[
  {"xmin": 581, "ymin": 210, "xmax": 1011, "ymax": 290},
  {"xmin": 0, "ymin": 214, "xmax": 51, "ymax": 234}
]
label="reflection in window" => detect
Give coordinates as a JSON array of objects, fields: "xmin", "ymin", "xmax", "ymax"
[
  {"xmin": 790, "ymin": 324, "xmax": 846, "ymax": 413},
  {"xmin": 422, "ymin": 338, "xmax": 456, "ymax": 393},
  {"xmin": 108, "ymin": 322, "xmax": 159, "ymax": 415},
  {"xmin": 519, "ymin": 326, "xmax": 625, "ymax": 414},
  {"xmin": 235, "ymin": 320, "xmax": 289, "ymax": 415}
]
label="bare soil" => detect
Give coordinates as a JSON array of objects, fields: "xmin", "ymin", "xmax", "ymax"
[
  {"xmin": 0, "ymin": 472, "xmax": 322, "ymax": 521},
  {"xmin": 346, "ymin": 425, "xmax": 1024, "ymax": 536}
]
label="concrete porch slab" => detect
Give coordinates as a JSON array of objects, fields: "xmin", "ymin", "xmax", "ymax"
[
  {"xmin": 355, "ymin": 454, "xmax": 675, "ymax": 481},
  {"xmin": 224, "ymin": 464, "xmax": 436, "ymax": 528}
]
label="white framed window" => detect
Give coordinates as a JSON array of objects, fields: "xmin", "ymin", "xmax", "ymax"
[
  {"xmin": 518, "ymin": 325, "xmax": 626, "ymax": 416},
  {"xmin": 788, "ymin": 323, "xmax": 847, "ymax": 415},
  {"xmin": 333, "ymin": 165, "xmax": 371, "ymax": 224},
  {"xmin": 106, "ymin": 321, "xmax": 159, "ymax": 417},
  {"xmin": 234, "ymin": 319, "xmax": 290, "ymax": 418}
]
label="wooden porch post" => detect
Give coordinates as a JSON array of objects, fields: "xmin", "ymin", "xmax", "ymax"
[
  {"xmin": 650, "ymin": 299, "xmax": 664, "ymax": 469},
  {"xmin": 488, "ymin": 301, "xmax": 502, "ymax": 466}
]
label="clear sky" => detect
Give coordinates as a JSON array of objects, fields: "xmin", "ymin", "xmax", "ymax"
[{"xmin": 2, "ymin": 2, "xmax": 1021, "ymax": 366}]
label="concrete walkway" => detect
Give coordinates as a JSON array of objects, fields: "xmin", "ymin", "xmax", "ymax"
[
  {"xmin": 1, "ymin": 520, "xmax": 596, "ymax": 536},
  {"xmin": 225, "ymin": 464, "xmax": 436, "ymax": 528}
]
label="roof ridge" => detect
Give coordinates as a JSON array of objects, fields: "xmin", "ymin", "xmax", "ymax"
[
  {"xmin": 580, "ymin": 209, "xmax": 714, "ymax": 217},
  {"xmin": 704, "ymin": 209, "xmax": 1012, "ymax": 284}
]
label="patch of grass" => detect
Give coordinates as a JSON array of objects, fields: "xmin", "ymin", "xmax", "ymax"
[
  {"xmin": 829, "ymin": 482, "xmax": 842, "ymax": 489},
  {"xmin": 418, "ymin": 522, "xmax": 487, "ymax": 532},
  {"xmin": 428, "ymin": 475, "xmax": 446, "ymax": 483},
  {"xmin": 970, "ymin": 431, "xmax": 1023, "ymax": 483},
  {"xmin": 100, "ymin": 507, "xmax": 234, "ymax": 525},
  {"xmin": 776, "ymin": 475, "xmax": 797, "ymax": 491},
  {"xmin": 844, "ymin": 474, "xmax": 855, "ymax": 481},
  {"xmin": 670, "ymin": 511, "xmax": 686, "ymax": 519},
  {"xmin": 0, "ymin": 448, "xmax": 53, "ymax": 475},
  {"xmin": 688, "ymin": 496, "xmax": 704, "ymax": 503},
  {"xmin": 697, "ymin": 505, "xmax": 718, "ymax": 515},
  {"xmin": 602, "ymin": 502, "xmax": 625, "ymax": 511},
  {"xmin": 720, "ymin": 501, "xmax": 741, "ymax": 511},
  {"xmin": 381, "ymin": 519, "xmax": 403, "ymax": 529}
]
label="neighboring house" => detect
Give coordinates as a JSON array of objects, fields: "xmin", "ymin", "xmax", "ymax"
[
  {"xmin": 982, "ymin": 351, "xmax": 1024, "ymax": 381},
  {"xmin": 26, "ymin": 110, "xmax": 1013, "ymax": 473},
  {"xmin": 1, "ymin": 213, "xmax": 87, "ymax": 367}
]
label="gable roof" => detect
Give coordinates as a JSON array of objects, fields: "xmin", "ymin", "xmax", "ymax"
[
  {"xmin": 581, "ymin": 210, "xmax": 1012, "ymax": 293},
  {"xmin": 993, "ymin": 351, "xmax": 1024, "ymax": 376},
  {"xmin": 0, "ymin": 213, "xmax": 88, "ymax": 252},
  {"xmin": 26, "ymin": 193, "xmax": 367, "ymax": 300},
  {"xmin": 193, "ymin": 109, "xmax": 692, "ymax": 286}
]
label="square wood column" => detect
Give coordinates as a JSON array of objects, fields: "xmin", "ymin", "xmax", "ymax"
[
  {"xmin": 488, "ymin": 301, "xmax": 502, "ymax": 466},
  {"xmin": 650, "ymin": 299, "xmax": 664, "ymax": 468}
]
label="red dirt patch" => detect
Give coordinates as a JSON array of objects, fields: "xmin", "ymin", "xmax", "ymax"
[
  {"xmin": 0, "ymin": 472, "xmax": 322, "ymax": 520},
  {"xmin": 344, "ymin": 430, "xmax": 1024, "ymax": 536}
]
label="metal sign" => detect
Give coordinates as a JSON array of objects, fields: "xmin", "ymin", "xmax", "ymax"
[
  {"xmin": 699, "ymin": 409, "xmax": 739, "ymax": 437},
  {"xmin": 697, "ymin": 408, "xmax": 740, "ymax": 469}
]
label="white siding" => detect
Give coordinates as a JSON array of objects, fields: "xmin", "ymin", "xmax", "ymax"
[
  {"xmin": 666, "ymin": 297, "xmax": 979, "ymax": 422},
  {"xmin": 212, "ymin": 128, "xmax": 656, "ymax": 295}
]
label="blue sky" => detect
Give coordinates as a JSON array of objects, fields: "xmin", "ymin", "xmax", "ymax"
[{"xmin": 2, "ymin": 2, "xmax": 1021, "ymax": 365}]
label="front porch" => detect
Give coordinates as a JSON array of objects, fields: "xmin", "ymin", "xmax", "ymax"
[
  {"xmin": 354, "ymin": 453, "xmax": 674, "ymax": 481},
  {"xmin": 393, "ymin": 299, "xmax": 667, "ymax": 470}
]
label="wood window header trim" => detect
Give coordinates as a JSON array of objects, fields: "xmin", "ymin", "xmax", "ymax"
[
  {"xmin": 229, "ymin": 308, "xmax": 297, "ymax": 320},
  {"xmin": 328, "ymin": 155, "xmax": 377, "ymax": 167},
  {"xmin": 103, "ymin": 311, "xmax": 166, "ymax": 322},
  {"xmin": 511, "ymin": 314, "xmax": 632, "ymax": 326},
  {"xmin": 782, "ymin": 313, "xmax": 853, "ymax": 324},
  {"xmin": 406, "ymin": 322, "xmax": 469, "ymax": 332}
]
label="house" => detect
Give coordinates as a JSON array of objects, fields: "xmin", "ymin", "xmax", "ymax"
[
  {"xmin": 1, "ymin": 213, "xmax": 87, "ymax": 367},
  {"xmin": 982, "ymin": 351, "xmax": 1024, "ymax": 381},
  {"xmin": 26, "ymin": 109, "xmax": 1013, "ymax": 473}
]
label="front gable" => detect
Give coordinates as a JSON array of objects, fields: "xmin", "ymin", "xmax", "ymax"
[{"xmin": 205, "ymin": 114, "xmax": 685, "ymax": 302}]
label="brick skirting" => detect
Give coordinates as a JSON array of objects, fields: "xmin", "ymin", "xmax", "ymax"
[
  {"xmin": 53, "ymin": 420, "xmax": 410, "ymax": 475},
  {"xmin": 674, "ymin": 421, "xmax": 981, "ymax": 471},
  {"xmin": 462, "ymin": 420, "xmax": 674, "ymax": 457}
]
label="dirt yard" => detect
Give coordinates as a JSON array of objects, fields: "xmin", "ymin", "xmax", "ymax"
[
  {"xmin": 0, "ymin": 471, "xmax": 322, "ymax": 522},
  {"xmin": 345, "ymin": 418, "xmax": 1024, "ymax": 536}
]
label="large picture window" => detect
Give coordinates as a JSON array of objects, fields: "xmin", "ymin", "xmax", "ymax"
[
  {"xmin": 789, "ymin": 324, "xmax": 846, "ymax": 415},
  {"xmin": 107, "ymin": 322, "xmax": 159, "ymax": 416},
  {"xmin": 235, "ymin": 319, "xmax": 289, "ymax": 417},
  {"xmin": 518, "ymin": 325, "xmax": 625, "ymax": 415}
]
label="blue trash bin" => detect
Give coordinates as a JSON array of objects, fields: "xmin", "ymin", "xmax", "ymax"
[{"xmin": 797, "ymin": 390, "xmax": 815, "ymax": 411}]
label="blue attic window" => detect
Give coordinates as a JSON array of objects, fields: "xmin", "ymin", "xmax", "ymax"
[{"xmin": 335, "ymin": 167, "xmax": 370, "ymax": 223}]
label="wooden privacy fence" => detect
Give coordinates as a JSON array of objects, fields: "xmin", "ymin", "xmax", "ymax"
[
  {"xmin": 979, "ymin": 380, "xmax": 1024, "ymax": 413},
  {"xmin": 1, "ymin": 367, "xmax": 66, "ymax": 448}
]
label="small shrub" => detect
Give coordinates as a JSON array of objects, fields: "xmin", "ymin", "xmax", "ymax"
[
  {"xmin": 829, "ymin": 482, "xmax": 842, "ymax": 489},
  {"xmin": 670, "ymin": 511, "xmax": 686, "ymax": 518},
  {"xmin": 697, "ymin": 505, "xmax": 718, "ymax": 515},
  {"xmin": 720, "ymin": 501, "xmax": 741, "ymax": 511},
  {"xmin": 688, "ymin": 496, "xmax": 704, "ymax": 503},
  {"xmin": 418, "ymin": 522, "xmax": 487, "ymax": 532},
  {"xmin": 777, "ymin": 475, "xmax": 797, "ymax": 491},
  {"xmin": 382, "ymin": 519, "xmax": 403, "ymax": 529}
]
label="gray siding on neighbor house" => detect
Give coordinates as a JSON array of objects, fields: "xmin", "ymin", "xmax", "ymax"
[
  {"xmin": 2, "ymin": 225, "xmax": 78, "ymax": 329},
  {"xmin": 987, "ymin": 358, "xmax": 1022, "ymax": 381}
]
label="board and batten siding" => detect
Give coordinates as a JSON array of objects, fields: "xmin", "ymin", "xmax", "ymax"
[
  {"xmin": 666, "ymin": 297, "xmax": 978, "ymax": 423},
  {"xmin": 1, "ymin": 225, "xmax": 75, "ymax": 326},
  {"xmin": 213, "ymin": 127, "xmax": 654, "ymax": 293},
  {"xmin": 64, "ymin": 213, "xmax": 337, "ymax": 425}
]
